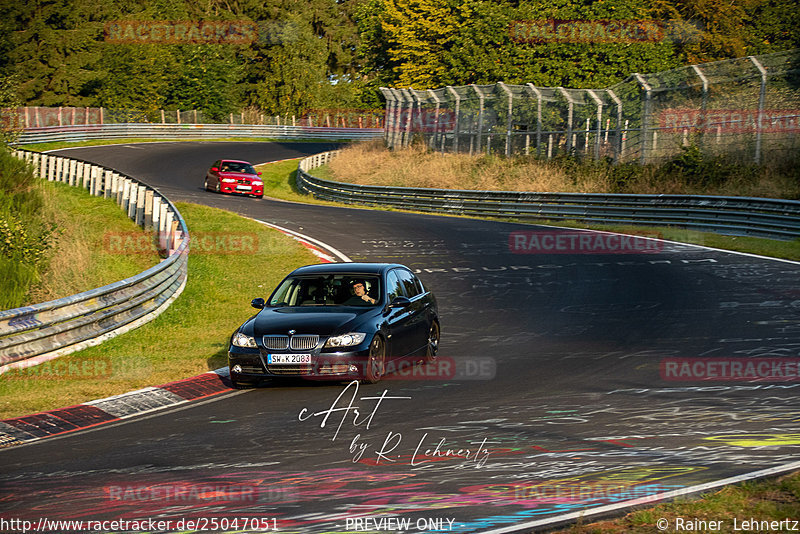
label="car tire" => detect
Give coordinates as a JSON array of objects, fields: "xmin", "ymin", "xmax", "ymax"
[
  {"xmin": 364, "ymin": 335, "xmax": 386, "ymax": 384},
  {"xmin": 204, "ymin": 177, "xmax": 209, "ymax": 191},
  {"xmin": 215, "ymin": 181, "xmax": 221, "ymax": 193},
  {"xmin": 425, "ymin": 321, "xmax": 440, "ymax": 363}
]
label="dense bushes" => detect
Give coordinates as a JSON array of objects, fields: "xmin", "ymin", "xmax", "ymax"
[{"xmin": 0, "ymin": 148, "xmax": 57, "ymax": 309}]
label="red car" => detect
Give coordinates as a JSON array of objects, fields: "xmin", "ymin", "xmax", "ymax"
[{"xmin": 204, "ymin": 159, "xmax": 264, "ymax": 198}]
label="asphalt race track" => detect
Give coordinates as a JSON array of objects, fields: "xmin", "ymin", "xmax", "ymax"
[{"xmin": 2, "ymin": 141, "xmax": 800, "ymax": 533}]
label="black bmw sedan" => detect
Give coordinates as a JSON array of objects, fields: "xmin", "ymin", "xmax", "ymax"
[{"xmin": 228, "ymin": 263, "xmax": 440, "ymax": 387}]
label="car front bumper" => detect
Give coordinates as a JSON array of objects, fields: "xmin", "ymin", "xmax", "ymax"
[{"xmin": 228, "ymin": 344, "xmax": 371, "ymax": 382}]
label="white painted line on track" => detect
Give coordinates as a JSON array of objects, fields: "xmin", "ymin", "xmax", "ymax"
[{"xmin": 252, "ymin": 219, "xmax": 352, "ymax": 263}]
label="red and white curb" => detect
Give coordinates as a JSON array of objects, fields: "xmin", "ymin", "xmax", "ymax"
[{"xmin": 0, "ymin": 368, "xmax": 233, "ymax": 449}]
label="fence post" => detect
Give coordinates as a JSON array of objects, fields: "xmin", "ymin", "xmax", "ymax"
[
  {"xmin": 558, "ymin": 87, "xmax": 575, "ymax": 155},
  {"xmin": 428, "ymin": 89, "xmax": 441, "ymax": 151},
  {"xmin": 498, "ymin": 82, "xmax": 514, "ymax": 157},
  {"xmin": 587, "ymin": 90, "xmax": 603, "ymax": 160},
  {"xmin": 380, "ymin": 88, "xmax": 392, "ymax": 146},
  {"xmin": 749, "ymin": 56, "xmax": 768, "ymax": 165},
  {"xmin": 691, "ymin": 65, "xmax": 709, "ymax": 151},
  {"xmin": 606, "ymin": 89, "xmax": 623, "ymax": 162},
  {"xmin": 400, "ymin": 89, "xmax": 414, "ymax": 148},
  {"xmin": 634, "ymin": 73, "xmax": 652, "ymax": 165},
  {"xmin": 525, "ymin": 84, "xmax": 543, "ymax": 157},
  {"xmin": 472, "ymin": 85, "xmax": 485, "ymax": 155},
  {"xmin": 446, "ymin": 86, "xmax": 460, "ymax": 154}
]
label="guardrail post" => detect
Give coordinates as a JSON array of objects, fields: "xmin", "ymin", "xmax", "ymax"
[
  {"xmin": 103, "ymin": 170, "xmax": 112, "ymax": 198},
  {"xmin": 66, "ymin": 159, "xmax": 75, "ymax": 185},
  {"xmin": 82, "ymin": 162, "xmax": 92, "ymax": 190},
  {"xmin": 152, "ymin": 195, "xmax": 162, "ymax": 232},
  {"xmin": 144, "ymin": 190, "xmax": 154, "ymax": 230},
  {"xmin": 117, "ymin": 177, "xmax": 127, "ymax": 207},
  {"xmin": 135, "ymin": 185, "xmax": 146, "ymax": 226},
  {"xmin": 161, "ymin": 210, "xmax": 173, "ymax": 251},
  {"xmin": 126, "ymin": 180, "xmax": 136, "ymax": 217},
  {"xmin": 91, "ymin": 166, "xmax": 102, "ymax": 196}
]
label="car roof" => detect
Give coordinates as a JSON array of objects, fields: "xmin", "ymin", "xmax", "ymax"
[
  {"xmin": 219, "ymin": 159, "xmax": 252, "ymax": 164},
  {"xmin": 289, "ymin": 263, "xmax": 409, "ymax": 276}
]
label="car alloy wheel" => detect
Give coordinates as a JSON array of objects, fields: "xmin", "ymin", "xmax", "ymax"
[
  {"xmin": 364, "ymin": 335, "xmax": 385, "ymax": 383},
  {"xmin": 215, "ymin": 181, "xmax": 221, "ymax": 193},
  {"xmin": 425, "ymin": 321, "xmax": 440, "ymax": 363},
  {"xmin": 204, "ymin": 177, "xmax": 209, "ymax": 190}
]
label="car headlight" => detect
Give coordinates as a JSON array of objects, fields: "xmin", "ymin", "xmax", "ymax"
[
  {"xmin": 325, "ymin": 332, "xmax": 367, "ymax": 348},
  {"xmin": 221, "ymin": 178, "xmax": 237, "ymax": 183},
  {"xmin": 231, "ymin": 332, "xmax": 257, "ymax": 348},
  {"xmin": 252, "ymin": 180, "xmax": 263, "ymax": 186}
]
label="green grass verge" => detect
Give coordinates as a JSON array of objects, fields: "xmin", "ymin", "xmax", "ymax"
[
  {"xmin": 0, "ymin": 202, "xmax": 318, "ymax": 419},
  {"xmin": 558, "ymin": 470, "xmax": 800, "ymax": 533},
  {"xmin": 26, "ymin": 180, "xmax": 162, "ymax": 304}
]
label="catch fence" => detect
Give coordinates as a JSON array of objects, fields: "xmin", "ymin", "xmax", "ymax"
[{"xmin": 381, "ymin": 49, "xmax": 800, "ymax": 164}]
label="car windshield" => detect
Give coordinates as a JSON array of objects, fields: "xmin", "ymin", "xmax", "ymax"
[
  {"xmin": 220, "ymin": 162, "xmax": 256, "ymax": 174},
  {"xmin": 268, "ymin": 275, "xmax": 381, "ymax": 307}
]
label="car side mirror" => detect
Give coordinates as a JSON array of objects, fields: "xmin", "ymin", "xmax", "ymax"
[
  {"xmin": 251, "ymin": 298, "xmax": 265, "ymax": 309},
  {"xmin": 257, "ymin": 171, "xmax": 262, "ymax": 176},
  {"xmin": 387, "ymin": 296, "xmax": 411, "ymax": 310},
  {"xmin": 211, "ymin": 167, "xmax": 218, "ymax": 172}
]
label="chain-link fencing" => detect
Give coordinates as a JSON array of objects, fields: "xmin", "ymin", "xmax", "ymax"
[{"xmin": 381, "ymin": 49, "xmax": 800, "ymax": 164}]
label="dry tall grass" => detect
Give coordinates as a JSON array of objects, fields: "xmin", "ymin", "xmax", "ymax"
[{"xmin": 328, "ymin": 140, "xmax": 800, "ymax": 199}]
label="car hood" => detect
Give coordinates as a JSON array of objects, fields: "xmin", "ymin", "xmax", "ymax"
[
  {"xmin": 248, "ymin": 307, "xmax": 371, "ymax": 336},
  {"xmin": 218, "ymin": 172, "xmax": 259, "ymax": 180}
]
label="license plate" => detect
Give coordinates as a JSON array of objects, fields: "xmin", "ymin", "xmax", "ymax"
[
  {"xmin": 268, "ymin": 353, "xmax": 311, "ymax": 364},
  {"xmin": 236, "ymin": 185, "xmax": 252, "ymax": 191}
]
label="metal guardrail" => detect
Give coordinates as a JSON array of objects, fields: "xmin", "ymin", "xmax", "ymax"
[
  {"xmin": 15, "ymin": 123, "xmax": 384, "ymax": 145},
  {"xmin": 298, "ymin": 151, "xmax": 800, "ymax": 240},
  {"xmin": 0, "ymin": 149, "xmax": 190, "ymax": 374}
]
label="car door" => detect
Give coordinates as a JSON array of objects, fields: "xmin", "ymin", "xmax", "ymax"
[
  {"xmin": 384, "ymin": 269, "xmax": 415, "ymax": 358},
  {"xmin": 208, "ymin": 160, "xmax": 221, "ymax": 189},
  {"xmin": 395, "ymin": 268, "xmax": 430, "ymax": 355}
]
